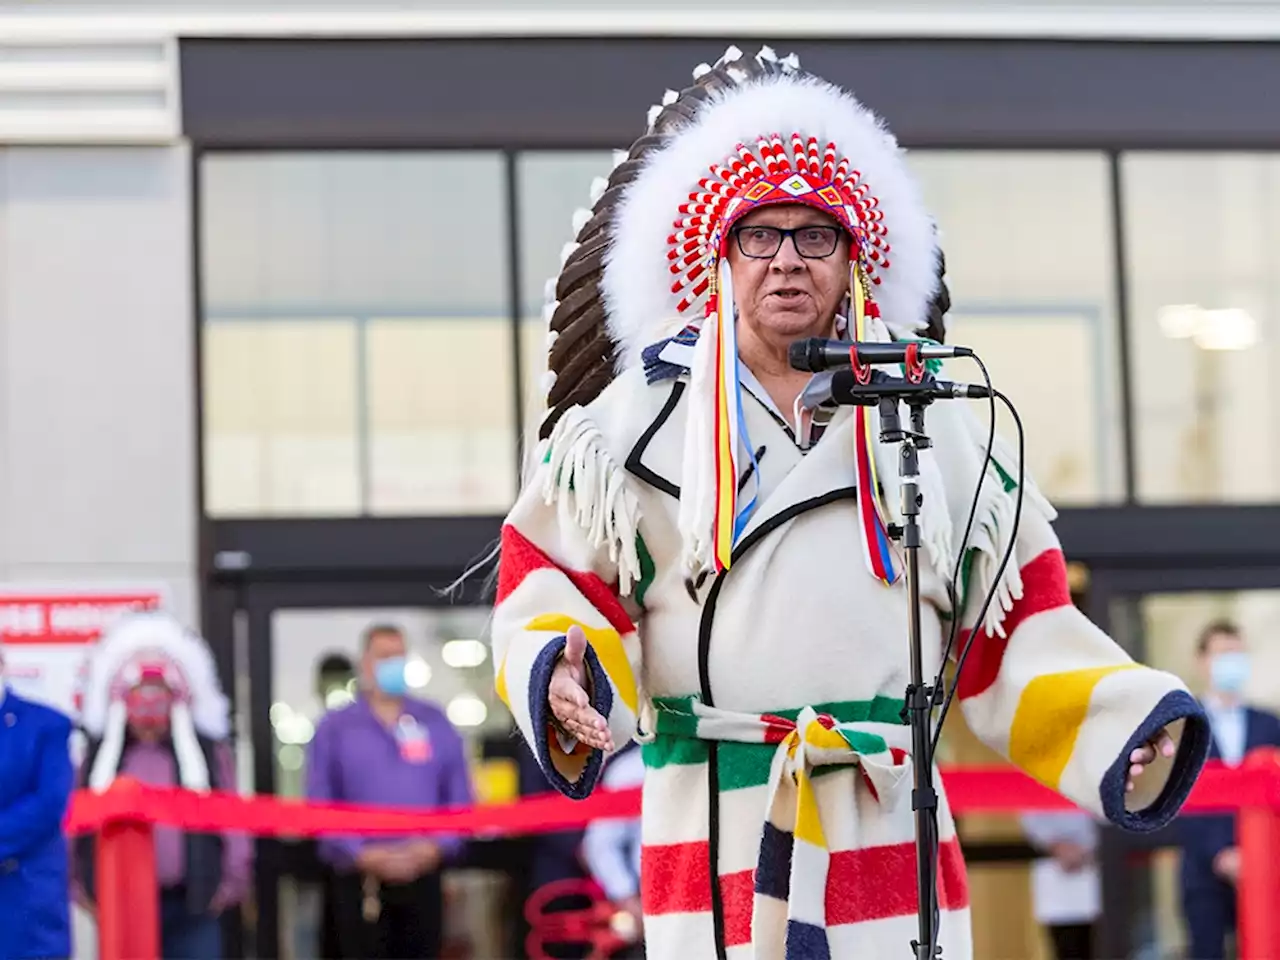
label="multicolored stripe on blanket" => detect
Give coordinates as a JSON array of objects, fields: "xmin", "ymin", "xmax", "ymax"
[{"xmin": 850, "ymin": 265, "xmax": 899, "ymax": 585}]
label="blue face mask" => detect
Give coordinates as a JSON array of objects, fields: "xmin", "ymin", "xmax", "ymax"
[
  {"xmin": 373, "ymin": 656, "xmax": 408, "ymax": 697},
  {"xmin": 1211, "ymin": 651, "xmax": 1250, "ymax": 695}
]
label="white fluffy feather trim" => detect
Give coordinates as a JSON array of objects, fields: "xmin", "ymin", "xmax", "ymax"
[
  {"xmin": 601, "ymin": 67, "xmax": 940, "ymax": 372},
  {"xmin": 79, "ymin": 610, "xmax": 230, "ymax": 741}
]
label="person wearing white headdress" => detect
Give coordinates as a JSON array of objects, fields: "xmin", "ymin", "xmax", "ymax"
[
  {"xmin": 487, "ymin": 46, "xmax": 1211, "ymax": 960},
  {"xmin": 70, "ymin": 610, "xmax": 252, "ymax": 960}
]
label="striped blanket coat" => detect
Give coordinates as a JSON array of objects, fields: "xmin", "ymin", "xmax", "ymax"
[{"xmin": 492, "ymin": 359, "xmax": 1211, "ymax": 960}]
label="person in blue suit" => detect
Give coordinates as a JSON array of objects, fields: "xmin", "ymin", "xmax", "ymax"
[
  {"xmin": 0, "ymin": 642, "xmax": 75, "ymax": 960},
  {"xmin": 1179, "ymin": 619, "xmax": 1280, "ymax": 960}
]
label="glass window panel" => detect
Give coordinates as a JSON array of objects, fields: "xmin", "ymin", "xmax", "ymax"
[
  {"xmin": 516, "ymin": 152, "xmax": 618, "ymax": 448},
  {"xmin": 203, "ymin": 319, "xmax": 360, "ymax": 515},
  {"xmin": 1122, "ymin": 153, "xmax": 1280, "ymax": 503},
  {"xmin": 908, "ymin": 151, "xmax": 1125, "ymax": 504},
  {"xmin": 200, "ymin": 152, "xmax": 514, "ymax": 516},
  {"xmin": 270, "ymin": 605, "xmax": 507, "ymax": 798},
  {"xmin": 366, "ymin": 318, "xmax": 516, "ymax": 513}
]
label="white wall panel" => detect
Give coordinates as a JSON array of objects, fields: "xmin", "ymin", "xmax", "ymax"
[
  {"xmin": 0, "ymin": 145, "xmax": 197, "ymax": 624},
  {"xmin": 2, "ymin": 1, "xmax": 1278, "ymax": 45}
]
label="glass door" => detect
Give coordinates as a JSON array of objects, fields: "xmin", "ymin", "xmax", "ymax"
[
  {"xmin": 235, "ymin": 581, "xmax": 525, "ymax": 960},
  {"xmin": 1092, "ymin": 577, "xmax": 1280, "ymax": 960}
]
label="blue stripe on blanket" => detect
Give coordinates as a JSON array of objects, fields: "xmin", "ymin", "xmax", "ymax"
[
  {"xmin": 754, "ymin": 821, "xmax": 794, "ymax": 901},
  {"xmin": 785, "ymin": 919, "xmax": 831, "ymax": 960}
]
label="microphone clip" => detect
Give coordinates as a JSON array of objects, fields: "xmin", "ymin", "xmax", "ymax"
[
  {"xmin": 878, "ymin": 395, "xmax": 931, "ymax": 449},
  {"xmin": 902, "ymin": 342, "xmax": 927, "ymax": 385}
]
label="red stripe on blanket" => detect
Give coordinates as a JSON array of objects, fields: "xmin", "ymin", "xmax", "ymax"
[
  {"xmin": 496, "ymin": 524, "xmax": 635, "ymax": 638},
  {"xmin": 642, "ymin": 840, "xmax": 713, "ymax": 915},
  {"xmin": 722, "ymin": 870, "xmax": 755, "ymax": 947},
  {"xmin": 641, "ymin": 844, "xmax": 754, "ymax": 946},
  {"xmin": 954, "ymin": 547, "xmax": 1072, "ymax": 701},
  {"xmin": 826, "ymin": 836, "xmax": 970, "ymax": 925},
  {"xmin": 643, "ymin": 837, "xmax": 969, "ymax": 936}
]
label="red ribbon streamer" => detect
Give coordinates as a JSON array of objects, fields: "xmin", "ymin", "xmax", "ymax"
[{"xmin": 64, "ymin": 759, "xmax": 1279, "ymax": 838}]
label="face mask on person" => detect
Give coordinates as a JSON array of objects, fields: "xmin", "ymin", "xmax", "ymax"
[
  {"xmin": 1211, "ymin": 651, "xmax": 1250, "ymax": 695},
  {"xmin": 373, "ymin": 656, "xmax": 408, "ymax": 697}
]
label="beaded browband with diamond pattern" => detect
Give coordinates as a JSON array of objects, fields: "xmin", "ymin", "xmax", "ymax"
[{"xmin": 669, "ymin": 135, "xmax": 890, "ymax": 320}]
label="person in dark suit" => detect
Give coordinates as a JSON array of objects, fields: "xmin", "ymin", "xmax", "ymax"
[
  {"xmin": 1179, "ymin": 619, "xmax": 1280, "ymax": 960},
  {"xmin": 0, "ymin": 642, "xmax": 75, "ymax": 960}
]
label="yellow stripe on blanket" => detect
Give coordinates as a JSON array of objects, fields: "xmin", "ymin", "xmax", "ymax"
[
  {"xmin": 794, "ymin": 772, "xmax": 827, "ymax": 848},
  {"xmin": 524, "ymin": 613, "xmax": 639, "ymax": 714},
  {"xmin": 495, "ymin": 653, "xmax": 510, "ymax": 708},
  {"xmin": 1009, "ymin": 663, "xmax": 1141, "ymax": 788}
]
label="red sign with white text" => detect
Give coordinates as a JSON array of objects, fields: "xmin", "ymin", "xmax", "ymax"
[
  {"xmin": 0, "ymin": 591, "xmax": 163, "ymax": 645},
  {"xmin": 0, "ymin": 585, "xmax": 169, "ymax": 718}
]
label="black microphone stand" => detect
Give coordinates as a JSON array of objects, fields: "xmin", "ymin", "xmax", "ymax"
[{"xmin": 827, "ymin": 367, "xmax": 947, "ymax": 959}]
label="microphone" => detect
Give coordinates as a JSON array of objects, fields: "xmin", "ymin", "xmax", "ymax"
[
  {"xmin": 829, "ymin": 368, "xmax": 992, "ymax": 403},
  {"xmin": 788, "ymin": 337, "xmax": 973, "ymax": 373}
]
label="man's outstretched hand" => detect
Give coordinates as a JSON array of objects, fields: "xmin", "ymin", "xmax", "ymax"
[{"xmin": 548, "ymin": 624, "xmax": 614, "ymax": 752}]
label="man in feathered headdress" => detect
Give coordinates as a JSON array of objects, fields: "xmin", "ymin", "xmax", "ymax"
[
  {"xmin": 72, "ymin": 610, "xmax": 252, "ymax": 960},
  {"xmin": 490, "ymin": 46, "xmax": 1211, "ymax": 959}
]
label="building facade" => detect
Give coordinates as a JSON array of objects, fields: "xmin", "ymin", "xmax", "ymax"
[{"xmin": 8, "ymin": 3, "xmax": 1280, "ymax": 957}]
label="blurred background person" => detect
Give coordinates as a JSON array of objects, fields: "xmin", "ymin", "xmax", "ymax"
[
  {"xmin": 0, "ymin": 640, "xmax": 75, "ymax": 960},
  {"xmin": 307, "ymin": 623, "xmax": 473, "ymax": 960},
  {"xmin": 72, "ymin": 611, "xmax": 252, "ymax": 960},
  {"xmin": 1178, "ymin": 619, "xmax": 1280, "ymax": 960},
  {"xmin": 1021, "ymin": 811, "xmax": 1100, "ymax": 960},
  {"xmin": 580, "ymin": 743, "xmax": 644, "ymax": 959}
]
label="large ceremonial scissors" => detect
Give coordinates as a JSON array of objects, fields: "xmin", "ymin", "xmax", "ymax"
[{"xmin": 524, "ymin": 878, "xmax": 641, "ymax": 960}]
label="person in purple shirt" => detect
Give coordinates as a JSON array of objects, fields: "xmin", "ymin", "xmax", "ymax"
[{"xmin": 307, "ymin": 623, "xmax": 474, "ymax": 960}]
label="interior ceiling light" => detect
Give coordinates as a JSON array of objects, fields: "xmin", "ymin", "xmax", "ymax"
[
  {"xmin": 441, "ymin": 639, "xmax": 488, "ymax": 669},
  {"xmin": 447, "ymin": 694, "xmax": 488, "ymax": 728},
  {"xmin": 1158, "ymin": 304, "xmax": 1259, "ymax": 351}
]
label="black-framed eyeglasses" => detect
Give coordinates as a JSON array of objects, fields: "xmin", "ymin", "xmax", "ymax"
[{"xmin": 732, "ymin": 225, "xmax": 843, "ymax": 260}]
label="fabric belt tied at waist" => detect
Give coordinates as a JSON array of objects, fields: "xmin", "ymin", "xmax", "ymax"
[{"xmin": 648, "ymin": 698, "xmax": 914, "ymax": 957}]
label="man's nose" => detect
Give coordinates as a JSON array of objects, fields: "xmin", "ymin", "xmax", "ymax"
[{"xmin": 770, "ymin": 237, "xmax": 806, "ymax": 271}]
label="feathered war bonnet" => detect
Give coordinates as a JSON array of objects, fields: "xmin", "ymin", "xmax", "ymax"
[
  {"xmin": 537, "ymin": 45, "xmax": 952, "ymax": 587},
  {"xmin": 78, "ymin": 610, "xmax": 230, "ymax": 793}
]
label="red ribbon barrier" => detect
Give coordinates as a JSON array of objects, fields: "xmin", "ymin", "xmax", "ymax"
[
  {"xmin": 65, "ymin": 759, "xmax": 1278, "ymax": 839},
  {"xmin": 65, "ymin": 775, "xmax": 645, "ymax": 837}
]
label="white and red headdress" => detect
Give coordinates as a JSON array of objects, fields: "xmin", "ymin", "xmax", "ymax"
[
  {"xmin": 79, "ymin": 610, "xmax": 229, "ymax": 793},
  {"xmin": 538, "ymin": 47, "xmax": 946, "ymax": 582}
]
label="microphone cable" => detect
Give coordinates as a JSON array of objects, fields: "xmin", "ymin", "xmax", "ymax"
[
  {"xmin": 899, "ymin": 349, "xmax": 1026, "ymax": 943},
  {"xmin": 931, "ymin": 376, "xmax": 1026, "ymax": 752}
]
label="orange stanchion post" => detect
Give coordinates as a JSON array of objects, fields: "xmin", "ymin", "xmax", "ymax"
[
  {"xmin": 95, "ymin": 777, "xmax": 159, "ymax": 960},
  {"xmin": 1236, "ymin": 748, "xmax": 1280, "ymax": 960}
]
